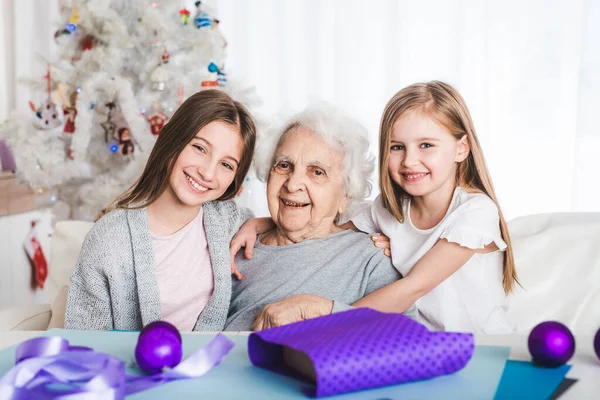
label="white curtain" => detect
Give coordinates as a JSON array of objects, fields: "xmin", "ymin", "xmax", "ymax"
[
  {"xmin": 2, "ymin": 1, "xmax": 599, "ymax": 220},
  {"xmin": 1, "ymin": 0, "xmax": 60, "ymax": 121},
  {"xmin": 217, "ymin": 0, "xmax": 600, "ymax": 220}
]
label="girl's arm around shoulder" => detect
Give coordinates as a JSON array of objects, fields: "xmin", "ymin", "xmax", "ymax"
[{"xmin": 354, "ymin": 238, "xmax": 477, "ymax": 313}]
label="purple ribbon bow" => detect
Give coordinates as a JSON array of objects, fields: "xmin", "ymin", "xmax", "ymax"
[
  {"xmin": 248, "ymin": 308, "xmax": 475, "ymax": 397},
  {"xmin": 0, "ymin": 334, "xmax": 234, "ymax": 399}
]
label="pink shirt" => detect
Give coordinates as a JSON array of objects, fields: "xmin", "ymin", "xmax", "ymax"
[{"xmin": 151, "ymin": 208, "xmax": 214, "ymax": 331}]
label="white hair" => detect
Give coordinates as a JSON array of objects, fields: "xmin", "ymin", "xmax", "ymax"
[{"xmin": 254, "ymin": 102, "xmax": 375, "ymax": 223}]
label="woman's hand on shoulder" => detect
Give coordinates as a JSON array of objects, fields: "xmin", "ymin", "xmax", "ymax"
[
  {"xmin": 252, "ymin": 294, "xmax": 333, "ymax": 331},
  {"xmin": 371, "ymin": 233, "xmax": 391, "ymax": 257}
]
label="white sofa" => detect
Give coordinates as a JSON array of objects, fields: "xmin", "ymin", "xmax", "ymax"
[{"xmin": 1, "ymin": 213, "xmax": 599, "ymax": 336}]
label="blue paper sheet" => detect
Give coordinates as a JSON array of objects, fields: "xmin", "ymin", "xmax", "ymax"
[
  {"xmin": 0, "ymin": 329, "xmax": 510, "ymax": 399},
  {"xmin": 494, "ymin": 360, "xmax": 571, "ymax": 400}
]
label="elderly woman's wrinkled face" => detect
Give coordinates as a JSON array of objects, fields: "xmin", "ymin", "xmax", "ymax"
[{"xmin": 267, "ymin": 127, "xmax": 348, "ymax": 239}]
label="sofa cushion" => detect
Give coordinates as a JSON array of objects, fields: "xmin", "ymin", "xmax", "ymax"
[
  {"xmin": 0, "ymin": 304, "xmax": 51, "ymax": 330},
  {"xmin": 48, "ymin": 220, "xmax": 94, "ymax": 290},
  {"xmin": 507, "ymin": 212, "xmax": 600, "ymax": 337}
]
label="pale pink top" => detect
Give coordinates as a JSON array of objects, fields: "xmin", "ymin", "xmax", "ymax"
[{"xmin": 151, "ymin": 208, "xmax": 214, "ymax": 331}]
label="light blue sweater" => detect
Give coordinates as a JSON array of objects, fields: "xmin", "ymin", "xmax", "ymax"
[{"xmin": 65, "ymin": 201, "xmax": 253, "ymax": 331}]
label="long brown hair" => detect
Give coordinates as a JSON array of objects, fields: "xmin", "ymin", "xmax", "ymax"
[
  {"xmin": 379, "ymin": 81, "xmax": 519, "ymax": 293},
  {"xmin": 114, "ymin": 90, "xmax": 256, "ymax": 209}
]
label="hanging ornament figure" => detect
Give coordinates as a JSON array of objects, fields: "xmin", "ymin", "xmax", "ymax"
[
  {"xmin": 161, "ymin": 48, "xmax": 170, "ymax": 64},
  {"xmin": 69, "ymin": 8, "xmax": 80, "ymax": 26},
  {"xmin": 29, "ymin": 65, "xmax": 63, "ymax": 129},
  {"xmin": 179, "ymin": 8, "xmax": 191, "ymax": 25},
  {"xmin": 148, "ymin": 109, "xmax": 168, "ymax": 136},
  {"xmin": 29, "ymin": 100, "xmax": 63, "ymax": 129},
  {"xmin": 150, "ymin": 64, "xmax": 169, "ymax": 91},
  {"xmin": 101, "ymin": 101, "xmax": 117, "ymax": 143},
  {"xmin": 194, "ymin": 1, "xmax": 213, "ymax": 29},
  {"xmin": 115, "ymin": 126, "xmax": 134, "ymax": 156},
  {"xmin": 63, "ymin": 91, "xmax": 78, "ymax": 134}
]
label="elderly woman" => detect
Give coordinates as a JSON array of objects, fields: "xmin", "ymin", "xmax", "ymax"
[{"xmin": 225, "ymin": 104, "xmax": 414, "ymax": 331}]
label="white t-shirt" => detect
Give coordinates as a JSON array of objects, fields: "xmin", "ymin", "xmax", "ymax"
[
  {"xmin": 352, "ymin": 186, "xmax": 514, "ymax": 334},
  {"xmin": 151, "ymin": 208, "xmax": 214, "ymax": 331}
]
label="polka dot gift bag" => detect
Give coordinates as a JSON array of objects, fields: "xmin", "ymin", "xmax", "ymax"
[{"xmin": 248, "ymin": 308, "xmax": 474, "ymax": 397}]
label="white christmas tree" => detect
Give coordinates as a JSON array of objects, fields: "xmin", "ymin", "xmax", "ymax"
[{"xmin": 0, "ymin": 0, "xmax": 260, "ymax": 221}]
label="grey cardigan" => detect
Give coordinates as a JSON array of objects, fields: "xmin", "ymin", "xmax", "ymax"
[{"xmin": 65, "ymin": 201, "xmax": 253, "ymax": 331}]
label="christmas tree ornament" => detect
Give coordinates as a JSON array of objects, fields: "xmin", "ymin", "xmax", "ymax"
[
  {"xmin": 179, "ymin": 8, "xmax": 191, "ymax": 25},
  {"xmin": 208, "ymin": 62, "xmax": 219, "ymax": 73},
  {"xmin": 594, "ymin": 327, "xmax": 600, "ymax": 361},
  {"xmin": 31, "ymin": 100, "xmax": 63, "ymax": 129},
  {"xmin": 29, "ymin": 65, "xmax": 63, "ymax": 129},
  {"xmin": 50, "ymin": 82, "xmax": 70, "ymax": 106},
  {"xmin": 114, "ymin": 126, "xmax": 135, "ymax": 155},
  {"xmin": 24, "ymin": 221, "xmax": 48, "ymax": 289},
  {"xmin": 148, "ymin": 109, "xmax": 168, "ymax": 136},
  {"xmin": 50, "ymin": 85, "xmax": 78, "ymax": 134},
  {"xmin": 200, "ymin": 62, "xmax": 219, "ymax": 90},
  {"xmin": 217, "ymin": 63, "xmax": 227, "ymax": 87},
  {"xmin": 194, "ymin": 1, "xmax": 213, "ymax": 29},
  {"xmin": 150, "ymin": 64, "xmax": 169, "ymax": 91},
  {"xmin": 528, "ymin": 321, "xmax": 575, "ymax": 368},
  {"xmin": 54, "ymin": 26, "xmax": 72, "ymax": 40},
  {"xmin": 63, "ymin": 91, "xmax": 78, "ymax": 134},
  {"xmin": 69, "ymin": 8, "xmax": 80, "ymax": 26},
  {"xmin": 101, "ymin": 101, "xmax": 117, "ymax": 143},
  {"xmin": 135, "ymin": 321, "xmax": 183, "ymax": 375},
  {"xmin": 81, "ymin": 34, "xmax": 95, "ymax": 52},
  {"xmin": 161, "ymin": 48, "xmax": 170, "ymax": 64}
]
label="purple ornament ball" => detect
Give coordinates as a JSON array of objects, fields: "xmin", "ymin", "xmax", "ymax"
[
  {"xmin": 594, "ymin": 327, "xmax": 600, "ymax": 361},
  {"xmin": 139, "ymin": 320, "xmax": 182, "ymax": 343},
  {"xmin": 528, "ymin": 321, "xmax": 575, "ymax": 368},
  {"xmin": 135, "ymin": 320, "xmax": 183, "ymax": 374}
]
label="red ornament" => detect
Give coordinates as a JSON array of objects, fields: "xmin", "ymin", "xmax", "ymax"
[
  {"xmin": 82, "ymin": 34, "xmax": 94, "ymax": 51},
  {"xmin": 63, "ymin": 105, "xmax": 77, "ymax": 133},
  {"xmin": 24, "ymin": 221, "xmax": 48, "ymax": 289},
  {"xmin": 148, "ymin": 110, "xmax": 168, "ymax": 136}
]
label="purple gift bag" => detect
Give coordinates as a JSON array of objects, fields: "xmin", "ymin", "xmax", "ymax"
[{"xmin": 248, "ymin": 308, "xmax": 474, "ymax": 397}]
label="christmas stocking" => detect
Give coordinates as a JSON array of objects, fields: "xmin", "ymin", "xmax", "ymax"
[{"xmin": 24, "ymin": 221, "xmax": 48, "ymax": 289}]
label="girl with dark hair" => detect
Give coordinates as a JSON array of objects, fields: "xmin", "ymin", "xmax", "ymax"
[{"xmin": 65, "ymin": 90, "xmax": 257, "ymax": 332}]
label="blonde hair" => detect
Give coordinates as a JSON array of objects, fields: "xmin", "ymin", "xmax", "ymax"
[{"xmin": 379, "ymin": 81, "xmax": 519, "ymax": 293}]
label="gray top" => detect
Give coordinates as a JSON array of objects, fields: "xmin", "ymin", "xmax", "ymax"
[
  {"xmin": 225, "ymin": 230, "xmax": 408, "ymax": 331},
  {"xmin": 65, "ymin": 201, "xmax": 253, "ymax": 331}
]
